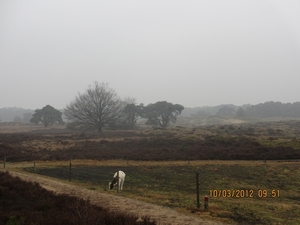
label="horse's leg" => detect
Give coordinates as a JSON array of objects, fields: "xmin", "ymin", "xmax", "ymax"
[
  {"xmin": 121, "ymin": 177, "xmax": 125, "ymax": 190},
  {"xmin": 119, "ymin": 179, "xmax": 122, "ymax": 190}
]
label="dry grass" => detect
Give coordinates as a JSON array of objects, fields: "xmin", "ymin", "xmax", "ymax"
[{"xmin": 0, "ymin": 124, "xmax": 65, "ymax": 133}]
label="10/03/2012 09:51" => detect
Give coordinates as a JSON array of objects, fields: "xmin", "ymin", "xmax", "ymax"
[{"xmin": 209, "ymin": 189, "xmax": 280, "ymax": 198}]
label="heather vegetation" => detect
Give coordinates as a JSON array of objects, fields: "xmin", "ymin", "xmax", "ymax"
[{"xmin": 1, "ymin": 120, "xmax": 300, "ymax": 162}]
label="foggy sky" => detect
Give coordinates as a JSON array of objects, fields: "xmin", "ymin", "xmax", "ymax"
[{"xmin": 1, "ymin": 1, "xmax": 300, "ymax": 110}]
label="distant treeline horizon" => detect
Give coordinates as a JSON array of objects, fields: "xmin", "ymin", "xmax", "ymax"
[
  {"xmin": 180, "ymin": 101, "xmax": 300, "ymax": 119},
  {"xmin": 0, "ymin": 101, "xmax": 300, "ymax": 122}
]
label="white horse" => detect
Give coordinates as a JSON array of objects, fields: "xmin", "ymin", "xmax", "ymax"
[{"xmin": 109, "ymin": 171, "xmax": 126, "ymax": 191}]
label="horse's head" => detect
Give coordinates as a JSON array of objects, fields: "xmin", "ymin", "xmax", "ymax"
[{"xmin": 109, "ymin": 177, "xmax": 117, "ymax": 190}]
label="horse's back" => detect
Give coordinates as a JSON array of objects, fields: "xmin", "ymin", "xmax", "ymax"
[{"xmin": 114, "ymin": 170, "xmax": 125, "ymax": 178}]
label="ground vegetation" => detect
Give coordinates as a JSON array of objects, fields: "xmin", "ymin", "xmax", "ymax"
[
  {"xmin": 1, "ymin": 120, "xmax": 300, "ymax": 162},
  {"xmin": 0, "ymin": 171, "xmax": 155, "ymax": 225},
  {"xmin": 22, "ymin": 161, "xmax": 300, "ymax": 225},
  {"xmin": 1, "ymin": 120, "xmax": 300, "ymax": 224}
]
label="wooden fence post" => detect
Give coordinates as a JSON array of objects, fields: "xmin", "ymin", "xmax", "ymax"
[
  {"xmin": 204, "ymin": 196, "xmax": 209, "ymax": 211},
  {"xmin": 3, "ymin": 156, "xmax": 6, "ymax": 168}
]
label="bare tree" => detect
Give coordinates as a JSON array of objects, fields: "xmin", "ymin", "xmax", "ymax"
[{"xmin": 64, "ymin": 82, "xmax": 124, "ymax": 132}]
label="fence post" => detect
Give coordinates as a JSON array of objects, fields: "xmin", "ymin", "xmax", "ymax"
[
  {"xmin": 204, "ymin": 196, "xmax": 209, "ymax": 211},
  {"xmin": 3, "ymin": 156, "xmax": 6, "ymax": 168},
  {"xmin": 196, "ymin": 172, "xmax": 200, "ymax": 208},
  {"xmin": 117, "ymin": 171, "xmax": 120, "ymax": 193}
]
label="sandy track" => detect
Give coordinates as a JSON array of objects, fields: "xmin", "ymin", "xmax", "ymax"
[{"xmin": 2, "ymin": 169, "xmax": 227, "ymax": 225}]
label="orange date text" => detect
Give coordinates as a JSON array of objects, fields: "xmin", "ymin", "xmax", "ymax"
[{"xmin": 209, "ymin": 189, "xmax": 280, "ymax": 198}]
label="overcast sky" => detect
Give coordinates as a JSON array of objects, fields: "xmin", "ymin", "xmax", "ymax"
[{"xmin": 1, "ymin": 1, "xmax": 300, "ymax": 110}]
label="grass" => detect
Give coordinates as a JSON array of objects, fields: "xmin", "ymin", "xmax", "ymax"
[{"xmin": 19, "ymin": 160, "xmax": 300, "ymax": 224}]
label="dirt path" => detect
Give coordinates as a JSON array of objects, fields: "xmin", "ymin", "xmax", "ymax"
[{"xmin": 2, "ymin": 169, "xmax": 228, "ymax": 225}]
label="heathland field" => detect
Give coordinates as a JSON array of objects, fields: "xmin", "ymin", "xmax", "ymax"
[
  {"xmin": 19, "ymin": 160, "xmax": 300, "ymax": 225},
  {"xmin": 1, "ymin": 120, "xmax": 300, "ymax": 224}
]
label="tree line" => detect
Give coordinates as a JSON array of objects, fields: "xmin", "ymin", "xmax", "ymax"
[
  {"xmin": 29, "ymin": 82, "xmax": 184, "ymax": 132},
  {"xmin": 187, "ymin": 101, "xmax": 300, "ymax": 119},
  {"xmin": 2, "ymin": 85, "xmax": 300, "ymax": 126}
]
